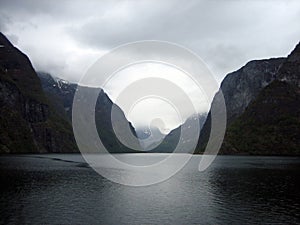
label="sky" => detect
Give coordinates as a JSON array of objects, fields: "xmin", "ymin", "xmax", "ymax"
[{"xmin": 1, "ymin": 0, "xmax": 300, "ymax": 130}]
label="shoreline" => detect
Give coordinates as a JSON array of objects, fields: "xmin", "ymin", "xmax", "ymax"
[{"xmin": 0, "ymin": 152, "xmax": 300, "ymax": 157}]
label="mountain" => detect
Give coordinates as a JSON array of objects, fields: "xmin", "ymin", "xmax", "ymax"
[
  {"xmin": 135, "ymin": 126, "xmax": 167, "ymax": 150},
  {"xmin": 0, "ymin": 32, "xmax": 77, "ymax": 153},
  {"xmin": 38, "ymin": 72, "xmax": 209, "ymax": 153},
  {"xmin": 37, "ymin": 72, "xmax": 76, "ymax": 120},
  {"xmin": 197, "ymin": 42, "xmax": 300, "ymax": 155},
  {"xmin": 222, "ymin": 80, "xmax": 300, "ymax": 155},
  {"xmin": 38, "ymin": 72, "xmax": 141, "ymax": 153},
  {"xmin": 135, "ymin": 113, "xmax": 207, "ymax": 153},
  {"xmin": 217, "ymin": 58, "xmax": 285, "ymax": 125},
  {"xmin": 2, "ymin": 30, "xmax": 298, "ymax": 155}
]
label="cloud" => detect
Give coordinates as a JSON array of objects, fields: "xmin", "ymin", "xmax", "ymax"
[
  {"xmin": 103, "ymin": 62, "xmax": 210, "ymax": 129},
  {"xmin": 0, "ymin": 0, "xmax": 300, "ymax": 128},
  {"xmin": 66, "ymin": 0, "xmax": 300, "ymax": 79},
  {"xmin": 1, "ymin": 0, "xmax": 300, "ymax": 82}
]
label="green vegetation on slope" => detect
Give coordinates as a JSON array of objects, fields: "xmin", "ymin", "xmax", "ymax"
[
  {"xmin": 222, "ymin": 81, "xmax": 300, "ymax": 155},
  {"xmin": 0, "ymin": 32, "xmax": 78, "ymax": 153}
]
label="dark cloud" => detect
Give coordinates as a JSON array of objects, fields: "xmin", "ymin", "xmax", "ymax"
[
  {"xmin": 0, "ymin": 0, "xmax": 299, "ymax": 81},
  {"xmin": 65, "ymin": 0, "xmax": 300, "ymax": 79}
]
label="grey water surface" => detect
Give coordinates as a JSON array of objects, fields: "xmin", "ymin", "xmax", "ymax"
[{"xmin": 0, "ymin": 154, "xmax": 299, "ymax": 224}]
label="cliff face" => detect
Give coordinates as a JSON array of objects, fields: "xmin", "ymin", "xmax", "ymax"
[
  {"xmin": 38, "ymin": 72, "xmax": 140, "ymax": 153},
  {"xmin": 0, "ymin": 32, "xmax": 77, "ymax": 153},
  {"xmin": 218, "ymin": 58, "xmax": 284, "ymax": 125},
  {"xmin": 222, "ymin": 43, "xmax": 300, "ymax": 155},
  {"xmin": 197, "ymin": 42, "xmax": 300, "ymax": 155},
  {"xmin": 277, "ymin": 43, "xmax": 300, "ymax": 87},
  {"xmin": 222, "ymin": 81, "xmax": 300, "ymax": 155}
]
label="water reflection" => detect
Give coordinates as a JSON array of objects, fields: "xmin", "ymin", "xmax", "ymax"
[
  {"xmin": 206, "ymin": 156, "xmax": 300, "ymax": 224},
  {"xmin": 0, "ymin": 155, "xmax": 299, "ymax": 224}
]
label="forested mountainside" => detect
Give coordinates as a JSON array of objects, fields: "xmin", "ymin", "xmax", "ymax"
[
  {"xmin": 197, "ymin": 42, "xmax": 300, "ymax": 155},
  {"xmin": 38, "ymin": 72, "xmax": 141, "ymax": 153},
  {"xmin": 0, "ymin": 32, "xmax": 77, "ymax": 153}
]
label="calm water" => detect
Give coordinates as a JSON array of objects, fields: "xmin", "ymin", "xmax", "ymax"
[{"xmin": 0, "ymin": 154, "xmax": 299, "ymax": 224}]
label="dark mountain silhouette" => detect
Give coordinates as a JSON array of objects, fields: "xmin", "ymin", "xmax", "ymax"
[
  {"xmin": 38, "ymin": 72, "xmax": 141, "ymax": 153},
  {"xmin": 0, "ymin": 32, "xmax": 139, "ymax": 154},
  {"xmin": 197, "ymin": 42, "xmax": 300, "ymax": 155},
  {"xmin": 0, "ymin": 32, "xmax": 77, "ymax": 153}
]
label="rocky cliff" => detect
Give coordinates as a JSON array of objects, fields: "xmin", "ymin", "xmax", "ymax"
[
  {"xmin": 222, "ymin": 80, "xmax": 300, "ymax": 155},
  {"xmin": 219, "ymin": 58, "xmax": 285, "ymax": 124},
  {"xmin": 197, "ymin": 42, "xmax": 300, "ymax": 155},
  {"xmin": 0, "ymin": 32, "xmax": 77, "ymax": 153}
]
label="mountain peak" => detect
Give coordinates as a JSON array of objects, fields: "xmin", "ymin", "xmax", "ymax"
[
  {"xmin": 287, "ymin": 42, "xmax": 300, "ymax": 62},
  {"xmin": 0, "ymin": 32, "xmax": 14, "ymax": 48},
  {"xmin": 277, "ymin": 41, "xmax": 300, "ymax": 87}
]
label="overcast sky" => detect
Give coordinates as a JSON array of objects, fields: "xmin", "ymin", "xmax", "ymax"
[{"xmin": 1, "ymin": 0, "xmax": 300, "ymax": 130}]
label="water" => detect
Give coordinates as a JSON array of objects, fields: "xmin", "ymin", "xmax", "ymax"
[{"xmin": 0, "ymin": 154, "xmax": 299, "ymax": 224}]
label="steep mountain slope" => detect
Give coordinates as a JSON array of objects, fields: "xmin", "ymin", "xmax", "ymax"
[
  {"xmin": 0, "ymin": 32, "xmax": 77, "ymax": 153},
  {"xmin": 278, "ymin": 42, "xmax": 300, "ymax": 87},
  {"xmin": 197, "ymin": 42, "xmax": 300, "ymax": 155},
  {"xmin": 38, "ymin": 72, "xmax": 75, "ymax": 120},
  {"xmin": 222, "ymin": 43, "xmax": 300, "ymax": 155},
  {"xmin": 222, "ymin": 80, "xmax": 300, "ymax": 154},
  {"xmin": 196, "ymin": 57, "xmax": 284, "ymax": 153},
  {"xmin": 38, "ymin": 72, "xmax": 209, "ymax": 153},
  {"xmin": 38, "ymin": 72, "xmax": 140, "ymax": 153},
  {"xmin": 219, "ymin": 58, "xmax": 285, "ymax": 124}
]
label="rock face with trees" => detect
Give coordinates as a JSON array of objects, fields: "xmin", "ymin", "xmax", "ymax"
[
  {"xmin": 197, "ymin": 42, "xmax": 300, "ymax": 155},
  {"xmin": 0, "ymin": 32, "xmax": 77, "ymax": 153}
]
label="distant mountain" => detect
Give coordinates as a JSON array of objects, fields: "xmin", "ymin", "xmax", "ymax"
[
  {"xmin": 135, "ymin": 114, "xmax": 207, "ymax": 153},
  {"xmin": 0, "ymin": 32, "xmax": 77, "ymax": 153},
  {"xmin": 38, "ymin": 71, "xmax": 209, "ymax": 153},
  {"xmin": 197, "ymin": 42, "xmax": 300, "ymax": 155},
  {"xmin": 38, "ymin": 72, "xmax": 141, "ymax": 153},
  {"xmin": 135, "ymin": 126, "xmax": 166, "ymax": 150}
]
